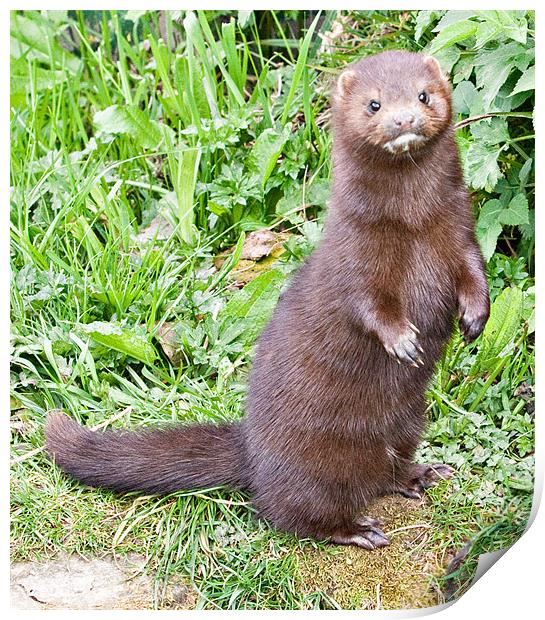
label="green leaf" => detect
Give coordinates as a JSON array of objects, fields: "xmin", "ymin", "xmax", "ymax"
[
  {"xmin": 81, "ymin": 322, "xmax": 157, "ymax": 365},
  {"xmin": 451, "ymin": 54, "xmax": 477, "ymax": 84},
  {"xmin": 276, "ymin": 177, "xmax": 331, "ymax": 224},
  {"xmin": 475, "ymin": 195, "xmax": 529, "ymax": 260},
  {"xmin": 207, "ymin": 201, "xmax": 228, "ymax": 217},
  {"xmin": 149, "ymin": 37, "xmax": 188, "ymax": 121},
  {"xmin": 10, "ymin": 13, "xmax": 80, "ymax": 73},
  {"xmin": 476, "ymin": 200, "xmax": 504, "ymax": 261},
  {"xmin": 210, "ymin": 232, "xmax": 246, "ymax": 290},
  {"xmin": 476, "ymin": 222, "xmax": 503, "ymax": 262},
  {"xmin": 221, "ymin": 268, "xmax": 284, "ymax": 322},
  {"xmin": 499, "ymin": 194, "xmax": 529, "ymax": 226},
  {"xmin": 470, "ymin": 118, "xmax": 510, "ymax": 145},
  {"xmin": 276, "ymin": 185, "xmax": 304, "ymax": 224},
  {"xmin": 431, "ymin": 45, "xmax": 461, "ymax": 75},
  {"xmin": 237, "ymin": 10, "xmax": 253, "ymax": 28},
  {"xmin": 94, "ymin": 106, "xmax": 171, "ymax": 149},
  {"xmin": 428, "ymin": 20, "xmax": 478, "ymax": 54},
  {"xmin": 193, "ymin": 11, "xmax": 246, "ymax": 108},
  {"xmin": 221, "ymin": 19, "xmax": 245, "ymax": 93},
  {"xmin": 501, "ymin": 14, "xmax": 527, "ymax": 45},
  {"xmin": 280, "ymin": 12, "xmax": 321, "ymax": 126},
  {"xmin": 474, "ymin": 43, "xmax": 529, "ymax": 110},
  {"xmin": 414, "ymin": 10, "xmax": 442, "ymax": 42},
  {"xmin": 219, "ymin": 269, "xmax": 284, "ymax": 345},
  {"xmin": 510, "ymin": 65, "xmax": 535, "ymax": 95},
  {"xmin": 166, "ymin": 145, "xmax": 201, "ymax": 245},
  {"xmin": 478, "ymin": 286, "xmax": 523, "ymax": 363},
  {"xmin": 71, "ymin": 214, "xmax": 105, "ymax": 258},
  {"xmin": 247, "ymin": 125, "xmax": 291, "ymax": 188},
  {"xmin": 477, "ymin": 199, "xmax": 503, "ymax": 228},
  {"xmin": 453, "ymin": 81, "xmax": 484, "ymax": 116},
  {"xmin": 518, "ymin": 158, "xmax": 533, "ymax": 186},
  {"xmin": 474, "ymin": 20, "xmax": 503, "ymax": 49},
  {"xmin": 433, "ymin": 11, "xmax": 476, "ymax": 32},
  {"xmin": 125, "ymin": 10, "xmax": 148, "ymax": 22},
  {"xmin": 474, "ymin": 11, "xmax": 528, "ymax": 45},
  {"xmin": 519, "ymin": 216, "xmax": 534, "ymax": 242},
  {"xmin": 464, "ymin": 142, "xmax": 503, "ymax": 191},
  {"xmin": 10, "ymin": 57, "xmax": 69, "ymax": 107}
]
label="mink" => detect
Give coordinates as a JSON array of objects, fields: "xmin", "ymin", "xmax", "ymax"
[{"xmin": 45, "ymin": 51, "xmax": 490, "ymax": 549}]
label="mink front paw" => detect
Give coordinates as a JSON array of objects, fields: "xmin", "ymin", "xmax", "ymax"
[
  {"xmin": 382, "ymin": 321, "xmax": 424, "ymax": 367},
  {"xmin": 458, "ymin": 295, "xmax": 489, "ymax": 343}
]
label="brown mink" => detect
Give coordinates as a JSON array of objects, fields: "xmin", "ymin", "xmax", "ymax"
[{"xmin": 45, "ymin": 50, "xmax": 490, "ymax": 549}]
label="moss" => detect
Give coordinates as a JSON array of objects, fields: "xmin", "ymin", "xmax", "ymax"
[{"xmin": 297, "ymin": 496, "xmax": 448, "ymax": 610}]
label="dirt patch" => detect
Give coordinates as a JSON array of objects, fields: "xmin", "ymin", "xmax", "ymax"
[
  {"xmin": 10, "ymin": 553, "xmax": 196, "ymax": 610},
  {"xmin": 297, "ymin": 496, "xmax": 447, "ymax": 609}
]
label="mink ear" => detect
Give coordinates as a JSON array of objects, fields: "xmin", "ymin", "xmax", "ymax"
[
  {"xmin": 336, "ymin": 69, "xmax": 357, "ymax": 99},
  {"xmin": 423, "ymin": 55, "xmax": 448, "ymax": 82}
]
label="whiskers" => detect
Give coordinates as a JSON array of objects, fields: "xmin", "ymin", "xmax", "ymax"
[{"xmin": 407, "ymin": 149, "xmax": 424, "ymax": 172}]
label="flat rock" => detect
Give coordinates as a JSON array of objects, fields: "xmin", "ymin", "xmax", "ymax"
[{"xmin": 10, "ymin": 553, "xmax": 195, "ymax": 610}]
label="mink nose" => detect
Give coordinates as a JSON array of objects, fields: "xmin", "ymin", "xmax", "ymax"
[{"xmin": 393, "ymin": 112, "xmax": 415, "ymax": 131}]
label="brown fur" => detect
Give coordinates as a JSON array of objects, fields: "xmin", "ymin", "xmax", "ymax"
[{"xmin": 45, "ymin": 51, "xmax": 489, "ymax": 549}]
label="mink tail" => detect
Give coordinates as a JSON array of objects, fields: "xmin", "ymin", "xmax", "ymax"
[{"xmin": 44, "ymin": 412, "xmax": 248, "ymax": 494}]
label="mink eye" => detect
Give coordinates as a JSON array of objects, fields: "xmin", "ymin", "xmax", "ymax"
[
  {"xmin": 418, "ymin": 91, "xmax": 429, "ymax": 104},
  {"xmin": 368, "ymin": 100, "xmax": 381, "ymax": 113}
]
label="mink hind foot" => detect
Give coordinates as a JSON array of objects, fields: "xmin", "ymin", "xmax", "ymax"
[
  {"xmin": 394, "ymin": 463, "xmax": 454, "ymax": 500},
  {"xmin": 329, "ymin": 516, "xmax": 390, "ymax": 550}
]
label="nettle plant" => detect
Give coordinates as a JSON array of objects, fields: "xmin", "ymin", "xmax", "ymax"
[{"xmin": 415, "ymin": 10, "xmax": 535, "ymax": 266}]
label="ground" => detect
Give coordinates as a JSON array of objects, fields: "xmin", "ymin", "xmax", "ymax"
[{"xmin": 12, "ymin": 494, "xmax": 459, "ymax": 610}]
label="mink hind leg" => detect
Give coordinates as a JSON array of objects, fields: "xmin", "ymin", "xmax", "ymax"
[{"xmin": 252, "ymin": 472, "xmax": 390, "ymax": 550}]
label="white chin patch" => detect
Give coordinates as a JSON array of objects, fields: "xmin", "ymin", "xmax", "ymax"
[{"xmin": 384, "ymin": 133, "xmax": 426, "ymax": 154}]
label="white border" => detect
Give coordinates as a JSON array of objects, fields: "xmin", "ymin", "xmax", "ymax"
[{"xmin": 4, "ymin": 2, "xmax": 541, "ymax": 618}]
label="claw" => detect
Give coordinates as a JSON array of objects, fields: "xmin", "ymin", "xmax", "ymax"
[
  {"xmin": 363, "ymin": 529, "xmax": 390, "ymax": 548},
  {"xmin": 394, "ymin": 463, "xmax": 455, "ymax": 499},
  {"xmin": 399, "ymin": 488, "xmax": 422, "ymax": 500},
  {"xmin": 356, "ymin": 516, "xmax": 381, "ymax": 527},
  {"xmin": 383, "ymin": 321, "xmax": 426, "ymax": 367},
  {"xmin": 333, "ymin": 517, "xmax": 391, "ymax": 549}
]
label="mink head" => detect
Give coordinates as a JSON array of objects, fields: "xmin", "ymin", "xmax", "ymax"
[{"xmin": 333, "ymin": 51, "xmax": 452, "ymax": 157}]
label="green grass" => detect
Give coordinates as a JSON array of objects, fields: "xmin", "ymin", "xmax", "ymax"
[{"xmin": 10, "ymin": 10, "xmax": 534, "ymax": 609}]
